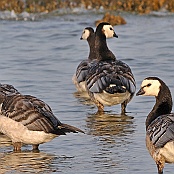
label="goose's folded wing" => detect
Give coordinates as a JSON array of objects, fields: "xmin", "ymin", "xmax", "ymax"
[
  {"xmin": 1, "ymin": 94, "xmax": 64, "ymax": 134},
  {"xmin": 76, "ymin": 60, "xmax": 89, "ymax": 83},
  {"xmin": 147, "ymin": 114, "xmax": 174, "ymax": 148},
  {"xmin": 115, "ymin": 60, "xmax": 136, "ymax": 95},
  {"xmin": 24, "ymin": 95, "xmax": 53, "ymax": 113},
  {"xmin": 24, "ymin": 95, "xmax": 61, "ymax": 127},
  {"xmin": 86, "ymin": 60, "xmax": 136, "ymax": 94}
]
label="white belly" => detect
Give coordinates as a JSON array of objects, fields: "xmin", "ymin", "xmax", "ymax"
[
  {"xmin": 94, "ymin": 90, "xmax": 131, "ymax": 106},
  {"xmin": 0, "ymin": 115, "xmax": 57, "ymax": 145},
  {"xmin": 156, "ymin": 141, "xmax": 174, "ymax": 163}
]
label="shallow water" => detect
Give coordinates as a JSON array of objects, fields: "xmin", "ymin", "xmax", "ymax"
[{"xmin": 0, "ymin": 11, "xmax": 174, "ymax": 174}]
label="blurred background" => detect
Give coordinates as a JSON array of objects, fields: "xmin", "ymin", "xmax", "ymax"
[{"xmin": 0, "ymin": 0, "xmax": 174, "ymax": 14}]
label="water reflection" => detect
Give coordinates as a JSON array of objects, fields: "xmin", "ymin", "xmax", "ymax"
[
  {"xmin": 86, "ymin": 112, "xmax": 135, "ymax": 137},
  {"xmin": 0, "ymin": 150, "xmax": 58, "ymax": 173},
  {"xmin": 73, "ymin": 91, "xmax": 94, "ymax": 106},
  {"xmin": 0, "ymin": 134, "xmax": 12, "ymax": 147},
  {"xmin": 86, "ymin": 112, "xmax": 136, "ymax": 172},
  {"xmin": 0, "ymin": 134, "xmax": 73, "ymax": 173}
]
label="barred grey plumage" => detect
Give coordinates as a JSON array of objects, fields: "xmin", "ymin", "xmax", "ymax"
[{"xmin": 147, "ymin": 114, "xmax": 174, "ymax": 148}]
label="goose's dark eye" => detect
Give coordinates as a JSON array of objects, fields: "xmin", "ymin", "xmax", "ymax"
[
  {"xmin": 110, "ymin": 27, "xmax": 113, "ymax": 30},
  {"xmin": 147, "ymin": 83, "xmax": 151, "ymax": 87}
]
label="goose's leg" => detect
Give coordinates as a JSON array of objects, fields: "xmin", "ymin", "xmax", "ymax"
[
  {"xmin": 13, "ymin": 142, "xmax": 22, "ymax": 152},
  {"xmin": 121, "ymin": 101, "xmax": 127, "ymax": 114},
  {"xmin": 93, "ymin": 98, "xmax": 104, "ymax": 113},
  {"xmin": 32, "ymin": 144, "xmax": 39, "ymax": 152},
  {"xmin": 156, "ymin": 160, "xmax": 164, "ymax": 174},
  {"xmin": 97, "ymin": 102, "xmax": 104, "ymax": 113},
  {"xmin": 88, "ymin": 90, "xmax": 104, "ymax": 113}
]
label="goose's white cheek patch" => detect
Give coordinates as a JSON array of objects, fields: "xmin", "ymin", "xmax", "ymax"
[
  {"xmin": 103, "ymin": 25, "xmax": 115, "ymax": 38},
  {"xmin": 141, "ymin": 79, "xmax": 161, "ymax": 97}
]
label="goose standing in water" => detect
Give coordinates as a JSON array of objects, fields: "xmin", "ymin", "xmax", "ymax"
[
  {"xmin": 72, "ymin": 27, "xmax": 96, "ymax": 92},
  {"xmin": 86, "ymin": 22, "xmax": 136, "ymax": 114},
  {"xmin": 0, "ymin": 85, "xmax": 84, "ymax": 152},
  {"xmin": 137, "ymin": 77, "xmax": 174, "ymax": 174}
]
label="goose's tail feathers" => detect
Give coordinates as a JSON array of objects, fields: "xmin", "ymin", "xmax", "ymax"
[{"xmin": 58, "ymin": 123, "xmax": 85, "ymax": 134}]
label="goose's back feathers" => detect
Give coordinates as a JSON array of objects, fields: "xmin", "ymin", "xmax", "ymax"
[
  {"xmin": 24, "ymin": 95, "xmax": 53, "ymax": 113},
  {"xmin": 86, "ymin": 60, "xmax": 136, "ymax": 98}
]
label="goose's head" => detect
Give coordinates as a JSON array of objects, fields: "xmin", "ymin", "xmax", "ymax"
[
  {"xmin": 0, "ymin": 84, "xmax": 20, "ymax": 104},
  {"xmin": 80, "ymin": 27, "xmax": 94, "ymax": 40},
  {"xmin": 96, "ymin": 22, "xmax": 118, "ymax": 39},
  {"xmin": 0, "ymin": 84, "xmax": 20, "ymax": 96},
  {"xmin": 136, "ymin": 77, "xmax": 162, "ymax": 97}
]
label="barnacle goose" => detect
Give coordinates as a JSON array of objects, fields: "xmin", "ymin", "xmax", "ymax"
[
  {"xmin": 72, "ymin": 27, "xmax": 95, "ymax": 92},
  {"xmin": 0, "ymin": 85, "xmax": 84, "ymax": 151},
  {"xmin": 136, "ymin": 77, "xmax": 174, "ymax": 174},
  {"xmin": 86, "ymin": 22, "xmax": 136, "ymax": 114}
]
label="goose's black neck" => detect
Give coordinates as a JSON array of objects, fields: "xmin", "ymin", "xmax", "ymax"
[
  {"xmin": 95, "ymin": 31, "xmax": 116, "ymax": 61},
  {"xmin": 87, "ymin": 34, "xmax": 95, "ymax": 62},
  {"xmin": 146, "ymin": 82, "xmax": 173, "ymax": 129}
]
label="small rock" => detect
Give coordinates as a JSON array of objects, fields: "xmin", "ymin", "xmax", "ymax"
[{"xmin": 95, "ymin": 12, "xmax": 127, "ymax": 26}]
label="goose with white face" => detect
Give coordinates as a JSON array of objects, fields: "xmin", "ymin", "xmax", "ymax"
[
  {"xmin": 103, "ymin": 24, "xmax": 118, "ymax": 38},
  {"xmin": 136, "ymin": 79, "xmax": 161, "ymax": 97},
  {"xmin": 80, "ymin": 29, "xmax": 90, "ymax": 40}
]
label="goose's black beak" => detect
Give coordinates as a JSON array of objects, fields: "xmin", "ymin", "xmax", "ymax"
[
  {"xmin": 136, "ymin": 88, "xmax": 145, "ymax": 96},
  {"xmin": 113, "ymin": 32, "xmax": 118, "ymax": 38}
]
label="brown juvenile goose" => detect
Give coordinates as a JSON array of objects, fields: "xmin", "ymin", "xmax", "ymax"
[{"xmin": 136, "ymin": 77, "xmax": 174, "ymax": 174}]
